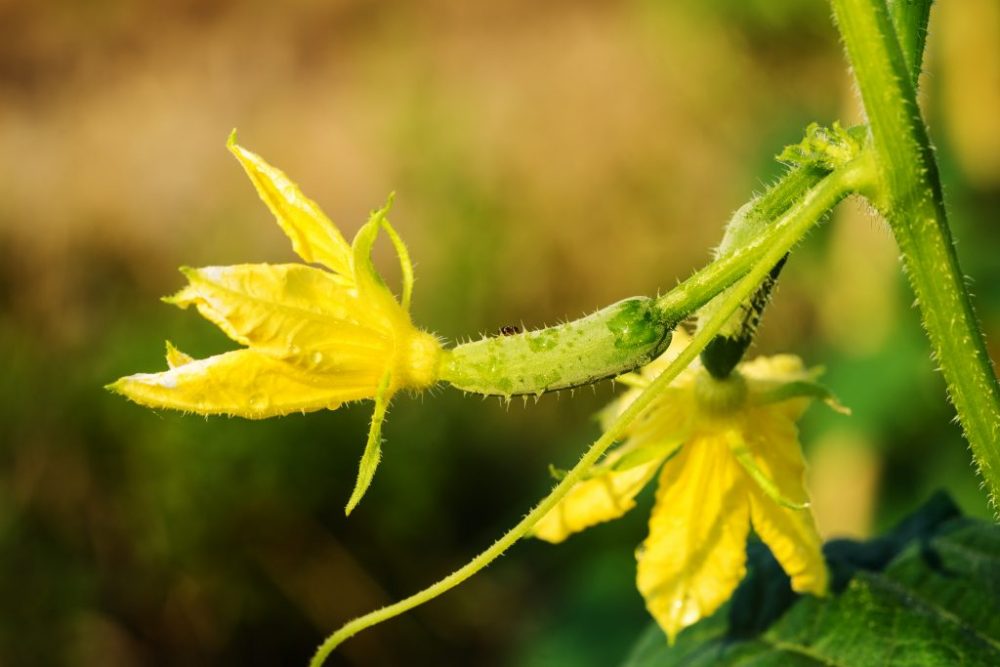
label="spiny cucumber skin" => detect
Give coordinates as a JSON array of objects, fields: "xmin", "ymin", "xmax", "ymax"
[{"xmin": 439, "ymin": 297, "xmax": 674, "ymax": 397}]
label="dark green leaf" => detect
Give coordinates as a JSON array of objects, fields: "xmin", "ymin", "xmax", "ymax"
[{"xmin": 623, "ymin": 492, "xmax": 1000, "ymax": 666}]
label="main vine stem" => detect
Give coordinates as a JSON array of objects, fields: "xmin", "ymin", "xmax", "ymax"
[
  {"xmin": 309, "ymin": 161, "xmax": 868, "ymax": 666},
  {"xmin": 832, "ymin": 0, "xmax": 1000, "ymax": 509}
]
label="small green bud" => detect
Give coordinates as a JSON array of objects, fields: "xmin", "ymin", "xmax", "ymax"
[
  {"xmin": 698, "ymin": 163, "xmax": 827, "ymax": 378},
  {"xmin": 777, "ymin": 121, "xmax": 867, "ymax": 171},
  {"xmin": 439, "ymin": 297, "xmax": 675, "ymax": 397}
]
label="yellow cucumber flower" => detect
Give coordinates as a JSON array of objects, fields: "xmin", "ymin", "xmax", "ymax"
[
  {"xmin": 532, "ymin": 332, "xmax": 837, "ymax": 643},
  {"xmin": 109, "ymin": 131, "xmax": 442, "ymax": 514}
]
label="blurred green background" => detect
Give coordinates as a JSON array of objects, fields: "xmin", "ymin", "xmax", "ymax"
[{"xmin": 2, "ymin": 1, "xmax": 999, "ymax": 665}]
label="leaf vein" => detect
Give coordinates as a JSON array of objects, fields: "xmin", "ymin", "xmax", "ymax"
[{"xmin": 863, "ymin": 571, "xmax": 1000, "ymax": 655}]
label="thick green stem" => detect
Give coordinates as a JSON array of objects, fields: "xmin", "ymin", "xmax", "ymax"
[
  {"xmin": 832, "ymin": 0, "xmax": 1000, "ymax": 508},
  {"xmin": 309, "ymin": 164, "xmax": 866, "ymax": 667}
]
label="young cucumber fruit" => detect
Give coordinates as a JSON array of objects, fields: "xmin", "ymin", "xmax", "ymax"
[{"xmin": 439, "ymin": 297, "xmax": 674, "ymax": 397}]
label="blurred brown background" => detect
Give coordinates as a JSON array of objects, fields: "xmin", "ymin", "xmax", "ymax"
[{"xmin": 1, "ymin": 1, "xmax": 999, "ymax": 665}]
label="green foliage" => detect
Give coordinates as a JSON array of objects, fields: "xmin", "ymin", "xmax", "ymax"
[{"xmin": 623, "ymin": 493, "xmax": 1000, "ymax": 666}]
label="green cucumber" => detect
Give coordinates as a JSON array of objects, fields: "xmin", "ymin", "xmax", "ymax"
[{"xmin": 440, "ymin": 297, "xmax": 674, "ymax": 397}]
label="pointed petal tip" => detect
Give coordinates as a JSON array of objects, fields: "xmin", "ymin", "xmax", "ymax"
[
  {"xmin": 164, "ymin": 340, "xmax": 195, "ymax": 368},
  {"xmin": 105, "ymin": 375, "xmax": 153, "ymax": 403},
  {"xmin": 227, "ymin": 130, "xmax": 256, "ymax": 162},
  {"xmin": 371, "ymin": 193, "xmax": 395, "ymax": 219},
  {"xmin": 161, "ymin": 281, "xmax": 195, "ymax": 307},
  {"xmin": 790, "ymin": 567, "xmax": 830, "ymax": 598},
  {"xmin": 105, "ymin": 374, "xmax": 150, "ymax": 400},
  {"xmin": 224, "ymin": 134, "xmax": 354, "ymax": 274},
  {"xmin": 825, "ymin": 397, "xmax": 852, "ymax": 415}
]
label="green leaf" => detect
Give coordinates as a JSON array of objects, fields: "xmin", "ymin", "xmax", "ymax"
[{"xmin": 623, "ymin": 493, "xmax": 1000, "ymax": 666}]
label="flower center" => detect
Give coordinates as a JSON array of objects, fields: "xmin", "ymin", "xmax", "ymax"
[
  {"xmin": 693, "ymin": 368, "xmax": 748, "ymax": 416},
  {"xmin": 398, "ymin": 330, "xmax": 443, "ymax": 390}
]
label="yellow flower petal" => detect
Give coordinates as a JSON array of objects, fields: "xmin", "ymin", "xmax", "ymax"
[
  {"xmin": 164, "ymin": 340, "xmax": 194, "ymax": 369},
  {"xmin": 748, "ymin": 488, "xmax": 828, "ymax": 596},
  {"xmin": 740, "ymin": 406, "xmax": 812, "ymax": 506},
  {"xmin": 532, "ymin": 338, "xmax": 833, "ymax": 641},
  {"xmin": 109, "ymin": 349, "xmax": 380, "ymax": 418},
  {"xmin": 741, "ymin": 406, "xmax": 828, "ymax": 595},
  {"xmin": 228, "ymin": 131, "xmax": 353, "ymax": 275},
  {"xmin": 636, "ymin": 435, "xmax": 751, "ymax": 643},
  {"xmin": 739, "ymin": 353, "xmax": 806, "ymax": 380},
  {"xmin": 533, "ymin": 459, "xmax": 663, "ymax": 544},
  {"xmin": 742, "ymin": 354, "xmax": 813, "ymax": 421},
  {"xmin": 166, "ymin": 264, "xmax": 394, "ymax": 367}
]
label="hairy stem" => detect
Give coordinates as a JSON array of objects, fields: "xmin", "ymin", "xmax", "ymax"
[
  {"xmin": 887, "ymin": 0, "xmax": 933, "ymax": 86},
  {"xmin": 309, "ymin": 163, "xmax": 865, "ymax": 667},
  {"xmin": 832, "ymin": 0, "xmax": 1000, "ymax": 508},
  {"xmin": 657, "ymin": 160, "xmax": 867, "ymax": 320}
]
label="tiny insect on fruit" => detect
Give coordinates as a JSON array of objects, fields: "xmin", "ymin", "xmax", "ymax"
[{"xmin": 499, "ymin": 325, "xmax": 522, "ymax": 336}]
